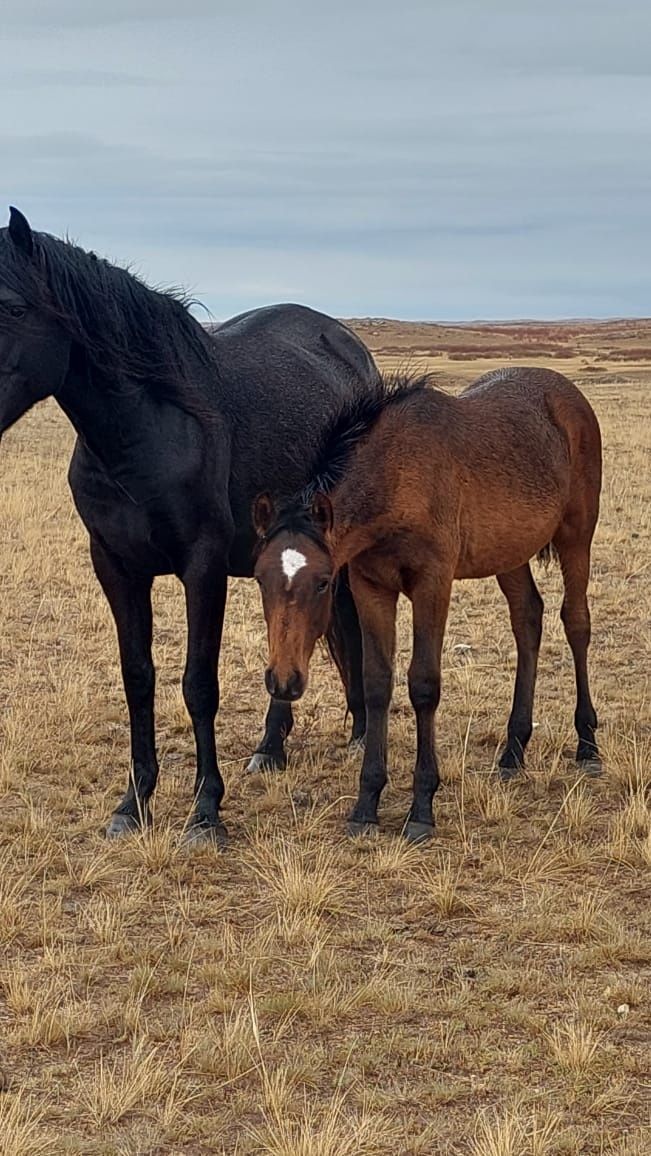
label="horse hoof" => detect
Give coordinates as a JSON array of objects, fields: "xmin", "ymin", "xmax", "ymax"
[
  {"xmin": 346, "ymin": 819, "xmax": 379, "ymax": 839},
  {"xmin": 244, "ymin": 752, "xmax": 286, "ymax": 775},
  {"xmin": 578, "ymin": 757, "xmax": 602, "ymax": 778},
  {"xmin": 498, "ymin": 763, "xmax": 521, "ymax": 782},
  {"xmin": 105, "ymin": 812, "xmax": 143, "ymax": 839},
  {"xmin": 403, "ymin": 820, "xmax": 434, "ymax": 845},
  {"xmin": 182, "ymin": 821, "xmax": 228, "ymax": 849}
]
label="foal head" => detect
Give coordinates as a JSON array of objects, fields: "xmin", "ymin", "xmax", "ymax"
[{"xmin": 253, "ymin": 493, "xmax": 336, "ymax": 702}]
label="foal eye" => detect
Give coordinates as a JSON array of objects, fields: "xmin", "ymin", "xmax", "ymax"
[{"xmin": 316, "ymin": 579, "xmax": 330, "ymax": 595}]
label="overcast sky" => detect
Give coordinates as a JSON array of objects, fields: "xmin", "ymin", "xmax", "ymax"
[{"xmin": 2, "ymin": 1, "xmax": 650, "ymax": 320}]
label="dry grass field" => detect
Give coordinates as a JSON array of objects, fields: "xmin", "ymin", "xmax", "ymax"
[{"xmin": 0, "ymin": 321, "xmax": 649, "ymax": 1155}]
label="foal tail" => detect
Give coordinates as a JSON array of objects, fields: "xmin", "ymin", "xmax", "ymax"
[{"xmin": 537, "ymin": 543, "xmax": 559, "ymax": 568}]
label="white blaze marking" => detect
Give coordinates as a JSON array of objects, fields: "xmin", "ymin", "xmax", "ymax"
[{"xmin": 281, "ymin": 548, "xmax": 307, "ymax": 585}]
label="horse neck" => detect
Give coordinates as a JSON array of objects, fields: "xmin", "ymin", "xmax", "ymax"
[
  {"xmin": 329, "ymin": 477, "xmax": 377, "ymax": 572},
  {"xmin": 55, "ymin": 350, "xmax": 199, "ymax": 491}
]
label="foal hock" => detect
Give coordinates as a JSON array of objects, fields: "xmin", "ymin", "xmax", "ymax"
[{"xmin": 253, "ymin": 367, "xmax": 602, "ymax": 842}]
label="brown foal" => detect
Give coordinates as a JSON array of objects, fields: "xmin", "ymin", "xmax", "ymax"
[{"xmin": 253, "ymin": 368, "xmax": 602, "ymax": 842}]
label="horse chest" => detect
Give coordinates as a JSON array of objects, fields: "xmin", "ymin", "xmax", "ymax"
[{"xmin": 68, "ymin": 444, "xmax": 215, "ymax": 575}]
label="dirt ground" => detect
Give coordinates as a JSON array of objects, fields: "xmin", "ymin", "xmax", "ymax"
[{"xmin": 0, "ymin": 321, "xmax": 649, "ymax": 1154}]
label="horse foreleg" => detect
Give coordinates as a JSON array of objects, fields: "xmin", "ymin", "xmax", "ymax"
[
  {"xmin": 181, "ymin": 564, "xmax": 228, "ymax": 844},
  {"xmin": 347, "ymin": 572, "xmax": 397, "ymax": 835},
  {"xmin": 496, "ymin": 564, "xmax": 544, "ymax": 780},
  {"xmin": 246, "ymin": 699, "xmax": 294, "ymax": 774},
  {"xmin": 90, "ymin": 540, "xmax": 158, "ymax": 838},
  {"xmin": 405, "ymin": 574, "xmax": 451, "ymax": 842}
]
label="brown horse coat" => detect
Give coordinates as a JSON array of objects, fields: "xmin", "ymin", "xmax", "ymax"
[{"xmin": 254, "ymin": 368, "xmax": 602, "ymax": 841}]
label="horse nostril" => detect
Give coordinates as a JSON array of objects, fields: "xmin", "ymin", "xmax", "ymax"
[
  {"xmin": 265, "ymin": 668, "xmax": 278, "ymax": 696},
  {"xmin": 286, "ymin": 670, "xmax": 305, "ymax": 700}
]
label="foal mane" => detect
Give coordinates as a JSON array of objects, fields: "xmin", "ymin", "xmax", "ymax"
[
  {"xmin": 301, "ymin": 369, "xmax": 435, "ymax": 500},
  {"xmin": 257, "ymin": 371, "xmax": 435, "ymax": 552},
  {"xmin": 0, "ymin": 226, "xmax": 217, "ymax": 417}
]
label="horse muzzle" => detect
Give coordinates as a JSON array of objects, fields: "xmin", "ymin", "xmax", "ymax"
[{"xmin": 265, "ymin": 666, "xmax": 306, "ymax": 702}]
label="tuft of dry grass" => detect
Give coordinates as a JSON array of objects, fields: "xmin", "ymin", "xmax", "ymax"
[{"xmin": 0, "ymin": 1093, "xmax": 50, "ymax": 1156}]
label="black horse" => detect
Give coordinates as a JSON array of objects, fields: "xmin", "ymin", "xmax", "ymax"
[{"xmin": 0, "ymin": 207, "xmax": 377, "ymax": 843}]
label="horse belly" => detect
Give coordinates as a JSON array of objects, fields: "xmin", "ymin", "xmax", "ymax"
[{"xmin": 456, "ymin": 503, "xmax": 561, "ymax": 579}]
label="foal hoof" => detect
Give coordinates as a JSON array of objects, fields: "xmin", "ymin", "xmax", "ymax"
[
  {"xmin": 346, "ymin": 819, "xmax": 379, "ymax": 839},
  {"xmin": 105, "ymin": 812, "xmax": 145, "ymax": 840},
  {"xmin": 578, "ymin": 757, "xmax": 603, "ymax": 778},
  {"xmin": 245, "ymin": 752, "xmax": 286, "ymax": 775},
  {"xmin": 182, "ymin": 820, "xmax": 228, "ymax": 849},
  {"xmin": 403, "ymin": 820, "xmax": 434, "ymax": 845}
]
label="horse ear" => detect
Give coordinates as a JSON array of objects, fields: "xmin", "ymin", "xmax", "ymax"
[
  {"xmin": 8, "ymin": 206, "xmax": 34, "ymax": 258},
  {"xmin": 252, "ymin": 492, "xmax": 276, "ymax": 538},
  {"xmin": 311, "ymin": 492, "xmax": 333, "ymax": 538}
]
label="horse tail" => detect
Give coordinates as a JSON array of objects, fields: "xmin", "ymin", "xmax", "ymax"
[{"xmin": 537, "ymin": 543, "xmax": 559, "ymax": 567}]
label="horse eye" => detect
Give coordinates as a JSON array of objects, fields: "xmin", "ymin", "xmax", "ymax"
[
  {"xmin": 316, "ymin": 579, "xmax": 330, "ymax": 595},
  {"xmin": 9, "ymin": 305, "xmax": 26, "ymax": 320}
]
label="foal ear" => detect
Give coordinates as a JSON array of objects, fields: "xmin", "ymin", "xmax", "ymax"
[
  {"xmin": 311, "ymin": 492, "xmax": 333, "ymax": 538},
  {"xmin": 252, "ymin": 492, "xmax": 276, "ymax": 538},
  {"xmin": 8, "ymin": 206, "xmax": 34, "ymax": 258}
]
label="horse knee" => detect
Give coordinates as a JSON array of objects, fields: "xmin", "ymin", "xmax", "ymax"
[
  {"xmin": 409, "ymin": 673, "xmax": 441, "ymax": 713},
  {"xmin": 183, "ymin": 666, "xmax": 218, "ymax": 720},
  {"xmin": 561, "ymin": 601, "xmax": 591, "ymax": 644},
  {"xmin": 122, "ymin": 658, "xmax": 155, "ymax": 709}
]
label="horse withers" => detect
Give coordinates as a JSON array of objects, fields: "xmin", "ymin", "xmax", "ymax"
[
  {"xmin": 0, "ymin": 207, "xmax": 379, "ymax": 844},
  {"xmin": 253, "ymin": 368, "xmax": 602, "ymax": 843}
]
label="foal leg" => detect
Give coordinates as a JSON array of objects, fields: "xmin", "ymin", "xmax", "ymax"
[
  {"xmin": 327, "ymin": 566, "xmax": 366, "ymax": 744},
  {"xmin": 347, "ymin": 573, "xmax": 398, "ymax": 834},
  {"xmin": 497, "ymin": 564, "xmax": 544, "ymax": 780},
  {"xmin": 90, "ymin": 541, "xmax": 158, "ymax": 837},
  {"xmin": 404, "ymin": 575, "xmax": 452, "ymax": 843},
  {"xmin": 553, "ymin": 534, "xmax": 600, "ymax": 773},
  {"xmin": 246, "ymin": 699, "xmax": 294, "ymax": 774},
  {"xmin": 181, "ymin": 563, "xmax": 229, "ymax": 844}
]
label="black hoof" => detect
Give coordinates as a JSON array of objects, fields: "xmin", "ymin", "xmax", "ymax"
[
  {"xmin": 105, "ymin": 811, "xmax": 147, "ymax": 840},
  {"xmin": 244, "ymin": 751, "xmax": 286, "ymax": 775},
  {"xmin": 578, "ymin": 757, "xmax": 602, "ymax": 778},
  {"xmin": 346, "ymin": 819, "xmax": 379, "ymax": 839},
  {"xmin": 403, "ymin": 820, "xmax": 434, "ymax": 844},
  {"xmin": 498, "ymin": 761, "xmax": 522, "ymax": 782},
  {"xmin": 182, "ymin": 820, "xmax": 228, "ymax": 849}
]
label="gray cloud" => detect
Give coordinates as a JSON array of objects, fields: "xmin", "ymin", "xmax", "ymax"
[{"xmin": 2, "ymin": 1, "xmax": 650, "ymax": 319}]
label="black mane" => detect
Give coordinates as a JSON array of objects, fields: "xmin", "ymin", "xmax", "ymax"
[
  {"xmin": 301, "ymin": 370, "xmax": 435, "ymax": 500},
  {"xmin": 0, "ymin": 227, "xmax": 217, "ymax": 414}
]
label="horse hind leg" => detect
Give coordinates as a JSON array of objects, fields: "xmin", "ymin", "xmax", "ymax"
[
  {"xmin": 497, "ymin": 563, "xmax": 544, "ymax": 780},
  {"xmin": 553, "ymin": 529, "xmax": 601, "ymax": 774}
]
